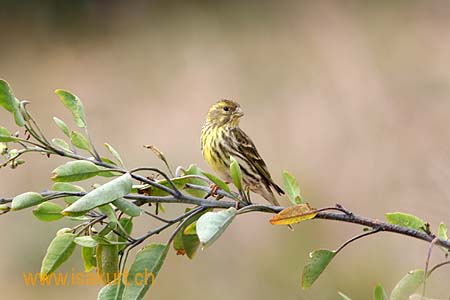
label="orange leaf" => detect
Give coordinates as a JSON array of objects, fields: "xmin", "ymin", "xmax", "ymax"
[{"xmin": 270, "ymin": 203, "xmax": 317, "ymax": 225}]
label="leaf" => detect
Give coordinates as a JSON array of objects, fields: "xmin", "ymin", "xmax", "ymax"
[
  {"xmin": 96, "ymin": 232, "xmax": 119, "ymax": 284},
  {"xmin": 81, "ymin": 246, "xmax": 96, "ymax": 272},
  {"xmin": 11, "ymin": 192, "xmax": 45, "ymax": 211},
  {"xmin": 70, "ymin": 131, "xmax": 91, "ymax": 151},
  {"xmin": 201, "ymin": 171, "xmax": 231, "ymax": 194},
  {"xmin": 338, "ymin": 291, "xmax": 352, "ymax": 300},
  {"xmin": 98, "ymin": 279, "xmax": 124, "ymax": 300},
  {"xmin": 390, "ymin": 269, "xmax": 425, "ymax": 300},
  {"xmin": 0, "ymin": 142, "xmax": 7, "ymax": 154},
  {"xmin": 51, "ymin": 182, "xmax": 86, "ymax": 204},
  {"xmin": 53, "ymin": 117, "xmax": 70, "ymax": 137},
  {"xmin": 52, "ymin": 138, "xmax": 71, "ymax": 152},
  {"xmin": 122, "ymin": 244, "xmax": 169, "ymax": 300},
  {"xmin": 173, "ymin": 208, "xmax": 211, "ymax": 259},
  {"xmin": 118, "ymin": 217, "xmax": 133, "ymax": 252},
  {"xmin": 374, "ymin": 284, "xmax": 388, "ymax": 300},
  {"xmin": 40, "ymin": 232, "xmax": 76, "ymax": 278},
  {"xmin": 270, "ymin": 203, "xmax": 317, "ymax": 225},
  {"xmin": 183, "ymin": 222, "xmax": 197, "ymax": 235},
  {"xmin": 229, "ymin": 156, "xmax": 243, "ymax": 191},
  {"xmin": 143, "ymin": 145, "xmax": 173, "ymax": 176},
  {"xmin": 98, "ymin": 204, "xmax": 120, "ymax": 230},
  {"xmin": 0, "ymin": 79, "xmax": 18, "ymax": 112},
  {"xmin": 182, "ymin": 164, "xmax": 208, "ymax": 198},
  {"xmin": 141, "ymin": 177, "xmax": 192, "ymax": 197},
  {"xmin": 112, "ymin": 198, "xmax": 142, "ymax": 217},
  {"xmin": 282, "ymin": 170, "xmax": 302, "ymax": 204},
  {"xmin": 105, "ymin": 143, "xmax": 124, "ymax": 167},
  {"xmin": 0, "ymin": 79, "xmax": 24, "ymax": 126},
  {"xmin": 51, "ymin": 160, "xmax": 101, "ymax": 182},
  {"xmin": 0, "ymin": 126, "xmax": 18, "ymax": 142},
  {"xmin": 55, "ymin": 89, "xmax": 87, "ymax": 128},
  {"xmin": 385, "ymin": 212, "xmax": 427, "ymax": 232},
  {"xmin": 301, "ymin": 249, "xmax": 336, "ymax": 289},
  {"xmin": 32, "ymin": 202, "xmax": 64, "ymax": 222},
  {"xmin": 438, "ymin": 222, "xmax": 448, "ymax": 240},
  {"xmin": 74, "ymin": 236, "xmax": 98, "ymax": 248},
  {"xmin": 62, "ymin": 173, "xmax": 133, "ymax": 216},
  {"xmin": 196, "ymin": 207, "xmax": 237, "ymax": 248}
]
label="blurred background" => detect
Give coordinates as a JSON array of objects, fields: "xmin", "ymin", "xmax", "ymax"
[{"xmin": 1, "ymin": 1, "xmax": 450, "ymax": 299}]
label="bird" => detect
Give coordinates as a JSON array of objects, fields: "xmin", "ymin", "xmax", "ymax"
[{"xmin": 201, "ymin": 99, "xmax": 284, "ymax": 206}]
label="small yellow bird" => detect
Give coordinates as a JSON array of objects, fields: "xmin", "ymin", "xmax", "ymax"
[{"xmin": 201, "ymin": 100, "xmax": 284, "ymax": 206}]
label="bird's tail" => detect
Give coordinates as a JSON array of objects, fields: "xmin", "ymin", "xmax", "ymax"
[
  {"xmin": 255, "ymin": 185, "xmax": 294, "ymax": 230},
  {"xmin": 271, "ymin": 182, "xmax": 285, "ymax": 196},
  {"xmin": 255, "ymin": 185, "xmax": 280, "ymax": 206}
]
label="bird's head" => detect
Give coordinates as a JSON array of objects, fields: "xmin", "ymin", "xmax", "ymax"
[{"xmin": 206, "ymin": 99, "xmax": 244, "ymax": 127}]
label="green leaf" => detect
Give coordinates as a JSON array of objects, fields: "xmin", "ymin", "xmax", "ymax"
[
  {"xmin": 140, "ymin": 177, "xmax": 190, "ymax": 197},
  {"xmin": 229, "ymin": 156, "xmax": 243, "ymax": 191},
  {"xmin": 173, "ymin": 209, "xmax": 211, "ymax": 259},
  {"xmin": 301, "ymin": 249, "xmax": 336, "ymax": 289},
  {"xmin": 0, "ymin": 79, "xmax": 24, "ymax": 126},
  {"xmin": 0, "ymin": 126, "xmax": 18, "ymax": 142},
  {"xmin": 122, "ymin": 244, "xmax": 169, "ymax": 300},
  {"xmin": 98, "ymin": 204, "xmax": 120, "ymax": 229},
  {"xmin": 118, "ymin": 217, "xmax": 133, "ymax": 252},
  {"xmin": 53, "ymin": 117, "xmax": 70, "ymax": 137},
  {"xmin": 81, "ymin": 246, "xmax": 96, "ymax": 272},
  {"xmin": 337, "ymin": 291, "xmax": 352, "ymax": 300},
  {"xmin": 33, "ymin": 202, "xmax": 64, "ymax": 222},
  {"xmin": 282, "ymin": 170, "xmax": 302, "ymax": 204},
  {"xmin": 385, "ymin": 212, "xmax": 427, "ymax": 232},
  {"xmin": 390, "ymin": 269, "xmax": 425, "ymax": 300},
  {"xmin": 55, "ymin": 89, "xmax": 87, "ymax": 128},
  {"xmin": 0, "ymin": 79, "xmax": 18, "ymax": 112},
  {"xmin": 113, "ymin": 198, "xmax": 142, "ymax": 217},
  {"xmin": 182, "ymin": 164, "xmax": 208, "ymax": 198},
  {"xmin": 52, "ymin": 138, "xmax": 71, "ymax": 152},
  {"xmin": 438, "ymin": 222, "xmax": 448, "ymax": 240},
  {"xmin": 96, "ymin": 232, "xmax": 119, "ymax": 284},
  {"xmin": 51, "ymin": 182, "xmax": 85, "ymax": 204},
  {"xmin": 98, "ymin": 279, "xmax": 124, "ymax": 300},
  {"xmin": 11, "ymin": 192, "xmax": 45, "ymax": 211},
  {"xmin": 374, "ymin": 284, "xmax": 388, "ymax": 300},
  {"xmin": 183, "ymin": 222, "xmax": 197, "ymax": 235},
  {"xmin": 51, "ymin": 160, "xmax": 101, "ymax": 182},
  {"xmin": 105, "ymin": 143, "xmax": 124, "ymax": 167},
  {"xmin": 201, "ymin": 171, "xmax": 231, "ymax": 194},
  {"xmin": 13, "ymin": 109, "xmax": 25, "ymax": 127},
  {"xmin": 62, "ymin": 173, "xmax": 133, "ymax": 216},
  {"xmin": 40, "ymin": 232, "xmax": 76, "ymax": 278},
  {"xmin": 74, "ymin": 236, "xmax": 98, "ymax": 248},
  {"xmin": 196, "ymin": 207, "xmax": 237, "ymax": 248},
  {"xmin": 70, "ymin": 131, "xmax": 91, "ymax": 151}
]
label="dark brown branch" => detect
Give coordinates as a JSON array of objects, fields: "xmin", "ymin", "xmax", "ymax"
[{"xmin": 2, "ymin": 188, "xmax": 449, "ymax": 251}]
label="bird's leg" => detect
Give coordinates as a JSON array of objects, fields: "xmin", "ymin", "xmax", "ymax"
[
  {"xmin": 245, "ymin": 187, "xmax": 252, "ymax": 204},
  {"xmin": 238, "ymin": 185, "xmax": 252, "ymax": 207},
  {"xmin": 209, "ymin": 181, "xmax": 230, "ymax": 197}
]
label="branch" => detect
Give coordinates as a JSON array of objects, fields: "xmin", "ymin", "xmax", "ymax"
[{"xmin": 2, "ymin": 188, "xmax": 449, "ymax": 251}]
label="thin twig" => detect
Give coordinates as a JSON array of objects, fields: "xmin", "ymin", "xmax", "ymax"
[
  {"xmin": 421, "ymin": 237, "xmax": 439, "ymax": 298},
  {"xmin": 334, "ymin": 227, "xmax": 381, "ymax": 255},
  {"xmin": 428, "ymin": 260, "xmax": 450, "ymax": 276}
]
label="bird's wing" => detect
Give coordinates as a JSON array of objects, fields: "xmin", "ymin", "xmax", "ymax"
[{"xmin": 231, "ymin": 128, "xmax": 285, "ymax": 195}]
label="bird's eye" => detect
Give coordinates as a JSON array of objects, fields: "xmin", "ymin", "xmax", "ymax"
[{"xmin": 223, "ymin": 106, "xmax": 230, "ymax": 112}]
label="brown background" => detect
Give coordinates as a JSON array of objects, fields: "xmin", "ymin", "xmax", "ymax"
[{"xmin": 0, "ymin": 1, "xmax": 449, "ymax": 299}]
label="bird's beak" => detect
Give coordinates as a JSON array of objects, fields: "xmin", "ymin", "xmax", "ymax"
[{"xmin": 234, "ymin": 107, "xmax": 244, "ymax": 118}]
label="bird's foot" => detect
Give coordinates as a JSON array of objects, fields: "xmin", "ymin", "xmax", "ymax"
[{"xmin": 209, "ymin": 183, "xmax": 220, "ymax": 197}]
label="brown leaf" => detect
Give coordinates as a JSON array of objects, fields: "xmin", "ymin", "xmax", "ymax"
[{"xmin": 270, "ymin": 203, "xmax": 317, "ymax": 225}]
